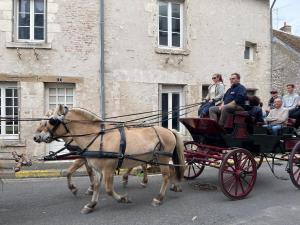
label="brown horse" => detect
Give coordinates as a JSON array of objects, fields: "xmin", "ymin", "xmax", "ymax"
[
  {"xmin": 34, "ymin": 111, "xmax": 149, "ymax": 196},
  {"xmin": 33, "ymin": 105, "xmax": 185, "ymax": 214}
]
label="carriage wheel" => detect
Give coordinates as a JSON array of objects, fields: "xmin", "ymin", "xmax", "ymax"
[
  {"xmin": 219, "ymin": 148, "xmax": 257, "ymax": 200},
  {"xmin": 253, "ymin": 154, "xmax": 263, "ymax": 170},
  {"xmin": 184, "ymin": 142, "xmax": 205, "ymax": 180},
  {"xmin": 288, "ymin": 141, "xmax": 300, "ymax": 189}
]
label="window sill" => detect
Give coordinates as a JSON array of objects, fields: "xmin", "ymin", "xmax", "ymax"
[
  {"xmin": 6, "ymin": 42, "xmax": 52, "ymax": 49},
  {"xmin": 155, "ymin": 47, "xmax": 190, "ymax": 56},
  {"xmin": 0, "ymin": 140, "xmax": 26, "ymax": 147}
]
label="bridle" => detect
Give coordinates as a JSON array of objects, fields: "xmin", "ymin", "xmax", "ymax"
[{"xmin": 47, "ymin": 106, "xmax": 70, "ymax": 141}]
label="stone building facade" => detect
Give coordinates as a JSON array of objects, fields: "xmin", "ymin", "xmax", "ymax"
[
  {"xmin": 0, "ymin": 0, "xmax": 271, "ymax": 161},
  {"xmin": 272, "ymin": 28, "xmax": 300, "ymax": 95}
]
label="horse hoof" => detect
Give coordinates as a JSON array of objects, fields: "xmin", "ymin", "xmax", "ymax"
[
  {"xmin": 80, "ymin": 206, "xmax": 93, "ymax": 214},
  {"xmin": 140, "ymin": 182, "xmax": 147, "ymax": 188},
  {"xmin": 71, "ymin": 188, "xmax": 78, "ymax": 196},
  {"xmin": 118, "ymin": 196, "xmax": 132, "ymax": 204},
  {"xmin": 151, "ymin": 198, "xmax": 162, "ymax": 207},
  {"xmin": 85, "ymin": 189, "xmax": 93, "ymax": 195},
  {"xmin": 170, "ymin": 185, "xmax": 182, "ymax": 192}
]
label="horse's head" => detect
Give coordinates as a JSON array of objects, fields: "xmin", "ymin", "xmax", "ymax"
[{"xmin": 33, "ymin": 105, "xmax": 69, "ymax": 143}]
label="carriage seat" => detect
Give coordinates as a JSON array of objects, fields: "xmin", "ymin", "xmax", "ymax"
[{"xmin": 287, "ymin": 118, "xmax": 297, "ymax": 128}]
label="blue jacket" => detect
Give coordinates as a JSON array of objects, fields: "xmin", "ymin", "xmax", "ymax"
[{"xmin": 223, "ymin": 83, "xmax": 247, "ymax": 106}]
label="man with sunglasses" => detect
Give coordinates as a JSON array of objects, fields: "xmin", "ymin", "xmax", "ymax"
[
  {"xmin": 209, "ymin": 73, "xmax": 247, "ymax": 126},
  {"xmin": 267, "ymin": 89, "xmax": 281, "ymax": 114}
]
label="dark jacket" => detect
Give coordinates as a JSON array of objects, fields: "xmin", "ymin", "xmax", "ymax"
[
  {"xmin": 223, "ymin": 83, "xmax": 247, "ymax": 106},
  {"xmin": 248, "ymin": 106, "xmax": 264, "ymax": 123}
]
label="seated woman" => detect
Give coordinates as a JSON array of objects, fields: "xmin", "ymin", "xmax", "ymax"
[
  {"xmin": 247, "ymin": 96, "xmax": 264, "ymax": 123},
  {"xmin": 263, "ymin": 98, "xmax": 288, "ymax": 135},
  {"xmin": 198, "ymin": 73, "xmax": 225, "ymax": 117}
]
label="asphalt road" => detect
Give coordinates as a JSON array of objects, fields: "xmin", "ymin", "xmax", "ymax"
[{"xmin": 1, "ymin": 164, "xmax": 300, "ymax": 225}]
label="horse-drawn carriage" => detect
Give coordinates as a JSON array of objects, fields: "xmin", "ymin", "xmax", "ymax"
[
  {"xmin": 180, "ymin": 112, "xmax": 300, "ymax": 200},
  {"xmin": 27, "ymin": 104, "xmax": 300, "ymax": 213}
]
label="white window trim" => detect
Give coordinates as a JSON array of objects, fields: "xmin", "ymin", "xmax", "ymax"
[
  {"xmin": 0, "ymin": 83, "xmax": 19, "ymax": 140},
  {"xmin": 15, "ymin": 0, "xmax": 46, "ymax": 43},
  {"xmin": 161, "ymin": 85, "xmax": 185, "ymax": 132},
  {"xmin": 158, "ymin": 2, "xmax": 183, "ymax": 49},
  {"xmin": 45, "ymin": 83, "xmax": 76, "ymax": 112}
]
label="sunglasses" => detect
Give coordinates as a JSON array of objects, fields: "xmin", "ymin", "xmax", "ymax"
[
  {"xmin": 212, "ymin": 77, "xmax": 217, "ymax": 80},
  {"xmin": 270, "ymin": 92, "xmax": 277, "ymax": 94},
  {"xmin": 229, "ymin": 78, "xmax": 236, "ymax": 80}
]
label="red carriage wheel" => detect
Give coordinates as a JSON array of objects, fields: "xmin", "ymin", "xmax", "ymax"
[
  {"xmin": 288, "ymin": 141, "xmax": 300, "ymax": 189},
  {"xmin": 219, "ymin": 148, "xmax": 257, "ymax": 200},
  {"xmin": 184, "ymin": 142, "xmax": 205, "ymax": 180}
]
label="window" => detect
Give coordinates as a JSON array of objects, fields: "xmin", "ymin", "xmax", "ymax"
[
  {"xmin": 159, "ymin": 1, "xmax": 183, "ymax": 48},
  {"xmin": 0, "ymin": 83, "xmax": 19, "ymax": 139},
  {"xmin": 45, "ymin": 83, "xmax": 75, "ymax": 111},
  {"xmin": 161, "ymin": 86, "xmax": 184, "ymax": 131},
  {"xmin": 45, "ymin": 83, "xmax": 75, "ymax": 155},
  {"xmin": 244, "ymin": 42, "xmax": 257, "ymax": 60},
  {"xmin": 246, "ymin": 88, "xmax": 257, "ymax": 97},
  {"xmin": 16, "ymin": 0, "xmax": 45, "ymax": 41}
]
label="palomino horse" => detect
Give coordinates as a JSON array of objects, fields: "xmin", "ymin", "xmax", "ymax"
[
  {"xmin": 34, "ymin": 111, "xmax": 149, "ymax": 196},
  {"xmin": 33, "ymin": 105, "xmax": 185, "ymax": 214}
]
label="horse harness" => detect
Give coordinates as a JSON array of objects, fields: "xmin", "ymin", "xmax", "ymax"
[{"xmin": 47, "ymin": 113, "xmax": 173, "ymax": 169}]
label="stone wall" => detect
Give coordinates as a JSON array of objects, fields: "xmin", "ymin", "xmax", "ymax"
[
  {"xmin": 0, "ymin": 0, "xmax": 101, "ymax": 157},
  {"xmin": 272, "ymin": 39, "xmax": 300, "ymax": 95}
]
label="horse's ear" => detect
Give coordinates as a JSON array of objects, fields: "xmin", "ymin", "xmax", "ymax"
[
  {"xmin": 63, "ymin": 106, "xmax": 69, "ymax": 115},
  {"xmin": 45, "ymin": 109, "xmax": 54, "ymax": 117},
  {"xmin": 57, "ymin": 104, "xmax": 64, "ymax": 115}
]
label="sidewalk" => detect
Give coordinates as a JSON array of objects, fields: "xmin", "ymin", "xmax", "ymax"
[
  {"xmin": 0, "ymin": 161, "xmax": 158, "ymax": 179},
  {"xmin": 0, "ymin": 161, "xmax": 88, "ymax": 179}
]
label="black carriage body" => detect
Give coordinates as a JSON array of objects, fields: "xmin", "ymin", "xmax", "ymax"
[{"xmin": 179, "ymin": 117, "xmax": 300, "ymax": 154}]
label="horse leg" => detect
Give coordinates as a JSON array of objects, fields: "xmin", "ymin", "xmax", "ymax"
[
  {"xmin": 140, "ymin": 164, "xmax": 148, "ymax": 188},
  {"xmin": 81, "ymin": 169, "xmax": 102, "ymax": 214},
  {"xmin": 152, "ymin": 165, "xmax": 170, "ymax": 206},
  {"xmin": 169, "ymin": 166, "xmax": 182, "ymax": 192},
  {"xmin": 85, "ymin": 161, "xmax": 94, "ymax": 195},
  {"xmin": 67, "ymin": 159, "xmax": 86, "ymax": 195},
  {"xmin": 104, "ymin": 169, "xmax": 131, "ymax": 203},
  {"xmin": 122, "ymin": 167, "xmax": 133, "ymax": 187}
]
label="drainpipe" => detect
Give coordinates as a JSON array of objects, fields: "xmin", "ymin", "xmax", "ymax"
[
  {"xmin": 270, "ymin": 0, "xmax": 277, "ymax": 89},
  {"xmin": 100, "ymin": 0, "xmax": 105, "ymax": 118}
]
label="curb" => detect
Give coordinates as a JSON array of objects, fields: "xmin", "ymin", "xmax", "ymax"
[{"xmin": 1, "ymin": 167, "xmax": 156, "ymax": 179}]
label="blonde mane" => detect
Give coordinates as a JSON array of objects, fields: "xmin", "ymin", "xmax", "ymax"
[{"xmin": 71, "ymin": 107, "xmax": 103, "ymax": 122}]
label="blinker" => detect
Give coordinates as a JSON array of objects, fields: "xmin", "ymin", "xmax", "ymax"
[{"xmin": 49, "ymin": 117, "xmax": 60, "ymax": 126}]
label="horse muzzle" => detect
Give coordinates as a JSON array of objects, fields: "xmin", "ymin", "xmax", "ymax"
[{"xmin": 33, "ymin": 133, "xmax": 53, "ymax": 143}]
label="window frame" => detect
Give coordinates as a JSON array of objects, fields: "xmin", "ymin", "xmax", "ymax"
[
  {"xmin": 0, "ymin": 83, "xmax": 20, "ymax": 140},
  {"xmin": 160, "ymin": 85, "xmax": 185, "ymax": 132},
  {"xmin": 158, "ymin": 1, "xmax": 183, "ymax": 49},
  {"xmin": 15, "ymin": 0, "xmax": 46, "ymax": 42},
  {"xmin": 244, "ymin": 42, "xmax": 257, "ymax": 61},
  {"xmin": 45, "ymin": 83, "xmax": 76, "ymax": 112}
]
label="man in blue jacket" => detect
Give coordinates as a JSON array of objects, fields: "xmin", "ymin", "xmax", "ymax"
[{"xmin": 209, "ymin": 73, "xmax": 247, "ymax": 126}]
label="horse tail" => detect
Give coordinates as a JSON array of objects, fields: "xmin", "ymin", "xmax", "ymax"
[{"xmin": 171, "ymin": 130, "xmax": 185, "ymax": 181}]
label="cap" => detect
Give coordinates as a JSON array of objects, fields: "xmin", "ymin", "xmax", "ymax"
[{"xmin": 270, "ymin": 89, "xmax": 278, "ymax": 94}]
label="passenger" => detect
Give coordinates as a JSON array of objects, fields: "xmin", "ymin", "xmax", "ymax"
[
  {"xmin": 209, "ymin": 73, "xmax": 247, "ymax": 126},
  {"xmin": 198, "ymin": 73, "xmax": 225, "ymax": 117},
  {"xmin": 289, "ymin": 99, "xmax": 300, "ymax": 129},
  {"xmin": 259, "ymin": 102, "xmax": 267, "ymax": 120},
  {"xmin": 247, "ymin": 96, "xmax": 264, "ymax": 123},
  {"xmin": 267, "ymin": 89, "xmax": 280, "ymax": 113},
  {"xmin": 263, "ymin": 98, "xmax": 288, "ymax": 135},
  {"xmin": 282, "ymin": 84, "xmax": 299, "ymax": 110}
]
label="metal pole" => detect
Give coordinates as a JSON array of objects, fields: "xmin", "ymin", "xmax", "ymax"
[
  {"xmin": 270, "ymin": 0, "xmax": 277, "ymax": 89},
  {"xmin": 100, "ymin": 0, "xmax": 105, "ymax": 119}
]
